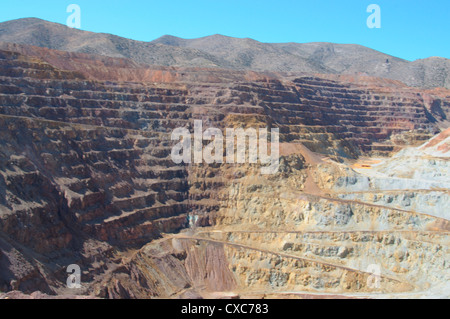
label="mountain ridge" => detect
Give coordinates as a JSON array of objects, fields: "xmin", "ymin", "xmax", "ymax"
[{"xmin": 0, "ymin": 17, "xmax": 449, "ymax": 88}]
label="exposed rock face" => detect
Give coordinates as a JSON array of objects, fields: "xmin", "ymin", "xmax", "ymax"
[
  {"xmin": 0, "ymin": 44, "xmax": 448, "ymax": 156},
  {"xmin": 0, "ymin": 44, "xmax": 448, "ymax": 299}
]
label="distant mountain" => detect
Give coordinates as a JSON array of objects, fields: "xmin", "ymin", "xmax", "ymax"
[
  {"xmin": 0, "ymin": 18, "xmax": 234, "ymax": 68},
  {"xmin": 0, "ymin": 18, "xmax": 449, "ymax": 89}
]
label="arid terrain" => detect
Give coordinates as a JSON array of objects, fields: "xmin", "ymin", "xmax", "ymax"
[{"xmin": 0, "ymin": 19, "xmax": 449, "ymax": 299}]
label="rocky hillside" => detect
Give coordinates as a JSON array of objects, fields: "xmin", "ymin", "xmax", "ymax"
[
  {"xmin": 1, "ymin": 18, "xmax": 449, "ymax": 89},
  {"xmin": 0, "ymin": 42, "xmax": 448, "ymax": 298}
]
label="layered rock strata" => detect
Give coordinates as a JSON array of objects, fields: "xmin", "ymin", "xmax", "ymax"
[{"xmin": 0, "ymin": 46, "xmax": 448, "ymax": 298}]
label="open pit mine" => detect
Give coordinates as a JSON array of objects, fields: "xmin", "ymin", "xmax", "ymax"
[{"xmin": 0, "ymin": 20, "xmax": 449, "ymax": 299}]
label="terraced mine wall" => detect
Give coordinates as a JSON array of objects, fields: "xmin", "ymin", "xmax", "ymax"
[{"xmin": 0, "ymin": 46, "xmax": 449, "ymax": 297}]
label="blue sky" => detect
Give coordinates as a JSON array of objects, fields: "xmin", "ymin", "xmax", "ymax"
[{"xmin": 1, "ymin": 0, "xmax": 449, "ymax": 61}]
